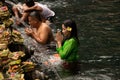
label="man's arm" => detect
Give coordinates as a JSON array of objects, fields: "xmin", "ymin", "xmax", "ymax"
[{"xmin": 23, "ymin": 4, "xmax": 43, "ymax": 12}]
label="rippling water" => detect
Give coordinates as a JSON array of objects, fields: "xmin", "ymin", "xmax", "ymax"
[
  {"xmin": 38, "ymin": 0, "xmax": 120, "ymax": 79},
  {"xmin": 6, "ymin": 0, "xmax": 120, "ymax": 79}
]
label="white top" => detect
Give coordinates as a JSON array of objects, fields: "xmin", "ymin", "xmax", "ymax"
[
  {"xmin": 15, "ymin": 2, "xmax": 55, "ymax": 19},
  {"xmin": 36, "ymin": 3, "xmax": 55, "ymax": 19}
]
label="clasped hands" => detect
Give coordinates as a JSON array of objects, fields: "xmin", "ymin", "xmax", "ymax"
[
  {"xmin": 55, "ymin": 31, "xmax": 63, "ymax": 47},
  {"xmin": 25, "ymin": 28, "xmax": 34, "ymax": 36}
]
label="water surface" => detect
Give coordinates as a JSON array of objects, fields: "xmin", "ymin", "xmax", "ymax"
[{"xmin": 7, "ymin": 0, "xmax": 120, "ymax": 79}]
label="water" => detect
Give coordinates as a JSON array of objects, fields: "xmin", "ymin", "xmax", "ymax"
[
  {"xmin": 40, "ymin": 0, "xmax": 120, "ymax": 79},
  {"xmin": 6, "ymin": 0, "xmax": 120, "ymax": 80},
  {"xmin": 53, "ymin": 0, "xmax": 120, "ymax": 80}
]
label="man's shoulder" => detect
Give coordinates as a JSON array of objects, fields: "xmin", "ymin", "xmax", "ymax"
[{"xmin": 41, "ymin": 23, "xmax": 50, "ymax": 29}]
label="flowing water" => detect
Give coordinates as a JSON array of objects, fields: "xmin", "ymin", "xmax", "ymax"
[
  {"xmin": 40, "ymin": 0, "xmax": 120, "ymax": 79},
  {"xmin": 6, "ymin": 0, "xmax": 120, "ymax": 80}
]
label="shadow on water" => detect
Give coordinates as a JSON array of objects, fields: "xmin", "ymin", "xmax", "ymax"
[{"xmin": 6, "ymin": 0, "xmax": 120, "ymax": 80}]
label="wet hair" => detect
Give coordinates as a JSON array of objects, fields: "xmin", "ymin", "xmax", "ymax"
[
  {"xmin": 63, "ymin": 19, "xmax": 79, "ymax": 44},
  {"xmin": 29, "ymin": 11, "xmax": 43, "ymax": 22},
  {"xmin": 25, "ymin": 0, "xmax": 35, "ymax": 7}
]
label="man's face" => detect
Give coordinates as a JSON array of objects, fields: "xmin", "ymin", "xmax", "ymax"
[{"xmin": 28, "ymin": 16, "xmax": 39, "ymax": 28}]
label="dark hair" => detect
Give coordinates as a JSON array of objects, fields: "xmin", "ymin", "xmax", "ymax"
[
  {"xmin": 29, "ymin": 11, "xmax": 43, "ymax": 21},
  {"xmin": 25, "ymin": 0, "xmax": 35, "ymax": 7},
  {"xmin": 63, "ymin": 19, "xmax": 79, "ymax": 43}
]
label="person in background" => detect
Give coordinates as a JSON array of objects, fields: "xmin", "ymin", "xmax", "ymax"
[
  {"xmin": 25, "ymin": 11, "xmax": 54, "ymax": 45},
  {"xmin": 55, "ymin": 19, "xmax": 80, "ymax": 74},
  {"xmin": 12, "ymin": 0, "xmax": 55, "ymax": 25}
]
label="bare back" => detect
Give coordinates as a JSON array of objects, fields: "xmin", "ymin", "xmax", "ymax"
[{"xmin": 37, "ymin": 23, "xmax": 54, "ymax": 44}]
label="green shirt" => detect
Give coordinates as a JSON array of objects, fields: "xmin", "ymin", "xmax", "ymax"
[{"xmin": 56, "ymin": 38, "xmax": 79, "ymax": 62}]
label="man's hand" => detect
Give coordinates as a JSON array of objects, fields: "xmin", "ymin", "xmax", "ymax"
[{"xmin": 25, "ymin": 28, "xmax": 33, "ymax": 36}]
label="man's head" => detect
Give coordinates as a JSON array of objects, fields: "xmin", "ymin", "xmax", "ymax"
[
  {"xmin": 25, "ymin": 0, "xmax": 35, "ymax": 7},
  {"xmin": 28, "ymin": 11, "xmax": 44, "ymax": 28}
]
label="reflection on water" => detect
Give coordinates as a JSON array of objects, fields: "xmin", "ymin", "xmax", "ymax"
[{"xmin": 7, "ymin": 0, "xmax": 120, "ymax": 79}]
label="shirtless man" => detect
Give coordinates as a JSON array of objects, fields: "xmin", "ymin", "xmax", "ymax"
[{"xmin": 25, "ymin": 11, "xmax": 54, "ymax": 44}]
